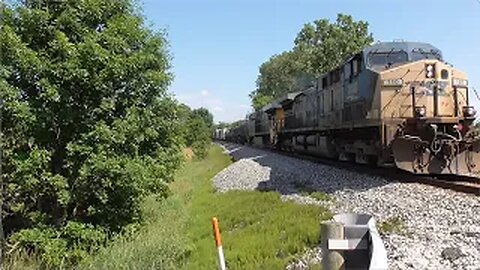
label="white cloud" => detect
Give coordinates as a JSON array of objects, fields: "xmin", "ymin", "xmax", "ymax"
[
  {"xmin": 176, "ymin": 91, "xmax": 222, "ymax": 112},
  {"xmin": 174, "ymin": 90, "xmax": 250, "ymax": 123}
]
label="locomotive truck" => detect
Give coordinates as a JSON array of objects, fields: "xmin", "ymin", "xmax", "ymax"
[{"xmin": 233, "ymin": 41, "xmax": 480, "ymax": 176}]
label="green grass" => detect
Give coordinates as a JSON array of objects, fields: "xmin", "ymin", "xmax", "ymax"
[
  {"xmin": 310, "ymin": 191, "xmax": 332, "ymax": 201},
  {"xmin": 3, "ymin": 251, "xmax": 40, "ymax": 270},
  {"xmin": 79, "ymin": 146, "xmax": 231, "ymax": 270},
  {"xmin": 186, "ymin": 190, "xmax": 330, "ymax": 270},
  {"xmin": 79, "ymin": 197, "xmax": 191, "ymax": 270},
  {"xmin": 294, "ymin": 181, "xmax": 333, "ymax": 202},
  {"xmin": 39, "ymin": 145, "xmax": 330, "ymax": 269},
  {"xmin": 181, "ymin": 147, "xmax": 331, "ymax": 269},
  {"xmin": 378, "ymin": 217, "xmax": 406, "ymax": 235}
]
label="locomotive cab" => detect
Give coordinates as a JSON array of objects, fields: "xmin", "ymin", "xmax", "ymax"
[{"xmin": 370, "ymin": 42, "xmax": 480, "ymax": 175}]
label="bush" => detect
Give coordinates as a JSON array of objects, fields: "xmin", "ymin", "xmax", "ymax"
[
  {"xmin": 9, "ymin": 222, "xmax": 106, "ymax": 268},
  {"xmin": 0, "ymin": 0, "xmax": 184, "ymax": 266},
  {"xmin": 178, "ymin": 106, "xmax": 213, "ymax": 159}
]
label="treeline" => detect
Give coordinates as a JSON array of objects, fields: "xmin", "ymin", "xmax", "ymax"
[
  {"xmin": 0, "ymin": 0, "xmax": 212, "ymax": 267},
  {"xmin": 250, "ymin": 14, "xmax": 373, "ymax": 109},
  {"xmin": 214, "ymin": 120, "xmax": 246, "ymax": 130}
]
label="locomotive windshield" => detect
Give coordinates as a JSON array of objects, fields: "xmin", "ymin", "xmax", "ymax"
[
  {"xmin": 411, "ymin": 48, "xmax": 442, "ymax": 61},
  {"xmin": 367, "ymin": 50, "xmax": 408, "ymax": 67}
]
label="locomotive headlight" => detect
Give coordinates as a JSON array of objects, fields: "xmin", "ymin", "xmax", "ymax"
[
  {"xmin": 383, "ymin": 79, "xmax": 403, "ymax": 86},
  {"xmin": 415, "ymin": 106, "xmax": 426, "ymax": 118},
  {"xmin": 452, "ymin": 78, "xmax": 468, "ymax": 87},
  {"xmin": 462, "ymin": 106, "xmax": 477, "ymax": 118}
]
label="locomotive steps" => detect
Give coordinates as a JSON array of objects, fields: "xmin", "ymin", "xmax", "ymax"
[{"xmin": 214, "ymin": 142, "xmax": 480, "ymax": 270}]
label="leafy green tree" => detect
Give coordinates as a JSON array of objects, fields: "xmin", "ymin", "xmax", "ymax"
[
  {"xmin": 249, "ymin": 51, "xmax": 304, "ymax": 109},
  {"xmin": 215, "ymin": 122, "xmax": 230, "ymax": 129},
  {"xmin": 174, "ymin": 104, "xmax": 213, "ymax": 158},
  {"xmin": 183, "ymin": 107, "xmax": 213, "ymax": 158},
  {"xmin": 192, "ymin": 107, "xmax": 214, "ymax": 129},
  {"xmin": 0, "ymin": 0, "xmax": 182, "ymax": 265},
  {"xmin": 250, "ymin": 14, "xmax": 373, "ymax": 109},
  {"xmin": 294, "ymin": 14, "xmax": 373, "ymax": 74},
  {"xmin": 185, "ymin": 115, "xmax": 211, "ymax": 158}
]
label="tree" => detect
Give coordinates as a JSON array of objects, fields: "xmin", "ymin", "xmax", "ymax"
[
  {"xmin": 192, "ymin": 107, "xmax": 214, "ymax": 129},
  {"xmin": 294, "ymin": 14, "xmax": 373, "ymax": 75},
  {"xmin": 174, "ymin": 104, "xmax": 213, "ymax": 158},
  {"xmin": 215, "ymin": 122, "xmax": 230, "ymax": 129},
  {"xmin": 184, "ymin": 114, "xmax": 211, "ymax": 158},
  {"xmin": 250, "ymin": 14, "xmax": 373, "ymax": 109},
  {"xmin": 183, "ymin": 107, "xmax": 213, "ymax": 158},
  {"xmin": 249, "ymin": 51, "xmax": 305, "ymax": 109},
  {"xmin": 0, "ymin": 0, "xmax": 182, "ymax": 265}
]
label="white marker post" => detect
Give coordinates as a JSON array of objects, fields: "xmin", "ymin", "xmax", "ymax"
[{"xmin": 212, "ymin": 217, "xmax": 226, "ymax": 270}]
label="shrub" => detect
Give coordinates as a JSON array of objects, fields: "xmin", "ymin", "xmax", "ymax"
[
  {"xmin": 0, "ymin": 0, "xmax": 183, "ymax": 266},
  {"xmin": 9, "ymin": 222, "xmax": 106, "ymax": 268},
  {"xmin": 179, "ymin": 106, "xmax": 213, "ymax": 159}
]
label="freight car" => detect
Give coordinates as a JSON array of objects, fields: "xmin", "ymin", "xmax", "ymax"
[
  {"xmin": 213, "ymin": 128, "xmax": 227, "ymax": 140},
  {"xmin": 237, "ymin": 41, "xmax": 480, "ymax": 176},
  {"xmin": 224, "ymin": 120, "xmax": 249, "ymax": 144}
]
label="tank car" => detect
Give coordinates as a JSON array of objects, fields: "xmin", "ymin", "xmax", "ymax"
[{"xmin": 246, "ymin": 41, "xmax": 480, "ymax": 176}]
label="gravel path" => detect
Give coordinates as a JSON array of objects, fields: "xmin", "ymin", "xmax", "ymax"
[{"xmin": 213, "ymin": 142, "xmax": 480, "ymax": 270}]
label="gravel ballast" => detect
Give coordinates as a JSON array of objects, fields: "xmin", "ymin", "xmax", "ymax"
[{"xmin": 213, "ymin": 142, "xmax": 480, "ymax": 270}]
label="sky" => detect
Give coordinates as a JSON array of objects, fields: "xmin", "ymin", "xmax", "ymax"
[{"xmin": 142, "ymin": 0, "xmax": 480, "ymax": 123}]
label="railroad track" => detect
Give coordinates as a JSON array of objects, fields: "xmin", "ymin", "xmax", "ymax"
[
  {"xmin": 286, "ymin": 150, "xmax": 480, "ymax": 195},
  {"xmin": 222, "ymin": 142, "xmax": 480, "ymax": 195}
]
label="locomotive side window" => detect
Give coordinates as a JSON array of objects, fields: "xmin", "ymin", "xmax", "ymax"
[
  {"xmin": 356, "ymin": 56, "xmax": 363, "ymax": 73},
  {"xmin": 352, "ymin": 59, "xmax": 358, "ymax": 75},
  {"xmin": 332, "ymin": 69, "xmax": 341, "ymax": 83},
  {"xmin": 441, "ymin": 69, "xmax": 449, "ymax": 80},
  {"xmin": 320, "ymin": 93, "xmax": 325, "ymax": 115},
  {"xmin": 330, "ymin": 89, "xmax": 334, "ymax": 111},
  {"xmin": 322, "ymin": 76, "xmax": 328, "ymax": 89},
  {"xmin": 344, "ymin": 62, "xmax": 352, "ymax": 81}
]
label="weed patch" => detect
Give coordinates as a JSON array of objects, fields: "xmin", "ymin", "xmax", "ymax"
[{"xmin": 379, "ymin": 217, "xmax": 406, "ymax": 234}]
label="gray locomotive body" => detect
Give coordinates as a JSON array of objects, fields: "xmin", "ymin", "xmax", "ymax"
[{"xmin": 231, "ymin": 41, "xmax": 480, "ymax": 176}]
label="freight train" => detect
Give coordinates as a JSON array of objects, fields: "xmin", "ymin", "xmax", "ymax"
[{"xmin": 220, "ymin": 41, "xmax": 480, "ymax": 176}]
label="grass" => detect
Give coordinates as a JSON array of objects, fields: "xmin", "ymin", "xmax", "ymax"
[
  {"xmin": 378, "ymin": 217, "xmax": 406, "ymax": 235},
  {"xmin": 10, "ymin": 145, "xmax": 331, "ymax": 269},
  {"xmin": 186, "ymin": 190, "xmax": 330, "ymax": 269},
  {"xmin": 79, "ymin": 196, "xmax": 191, "ymax": 270},
  {"xmin": 182, "ymin": 147, "xmax": 331, "ymax": 269},
  {"xmin": 294, "ymin": 181, "xmax": 333, "ymax": 202},
  {"xmin": 79, "ymin": 146, "xmax": 231, "ymax": 270}
]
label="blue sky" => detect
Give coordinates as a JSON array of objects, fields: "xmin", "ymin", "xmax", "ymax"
[{"xmin": 142, "ymin": 0, "xmax": 480, "ymax": 123}]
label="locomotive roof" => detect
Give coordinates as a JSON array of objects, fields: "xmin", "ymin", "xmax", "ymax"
[
  {"xmin": 259, "ymin": 91, "xmax": 303, "ymax": 113},
  {"xmin": 253, "ymin": 42, "xmax": 443, "ymax": 116},
  {"xmin": 363, "ymin": 41, "xmax": 442, "ymax": 58}
]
